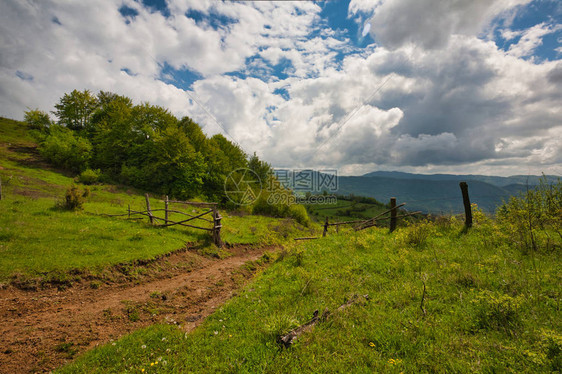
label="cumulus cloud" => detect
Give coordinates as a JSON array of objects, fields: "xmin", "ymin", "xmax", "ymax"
[
  {"xmin": 362, "ymin": 0, "xmax": 531, "ymax": 50},
  {"xmin": 0, "ymin": 0, "xmax": 561, "ymax": 177}
]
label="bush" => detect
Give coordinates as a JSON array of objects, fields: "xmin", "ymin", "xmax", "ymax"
[
  {"xmin": 61, "ymin": 185, "xmax": 90, "ymax": 210},
  {"xmin": 252, "ymin": 194, "xmax": 310, "ymax": 226},
  {"xmin": 288, "ymin": 204, "xmax": 310, "ymax": 226},
  {"xmin": 471, "ymin": 291, "xmax": 523, "ymax": 332},
  {"xmin": 497, "ymin": 176, "xmax": 561, "ymax": 253},
  {"xmin": 39, "ymin": 126, "xmax": 92, "ymax": 172},
  {"xmin": 24, "ymin": 109, "xmax": 51, "ymax": 132},
  {"xmin": 76, "ymin": 168, "xmax": 101, "ymax": 185},
  {"xmin": 401, "ymin": 220, "xmax": 435, "ymax": 247}
]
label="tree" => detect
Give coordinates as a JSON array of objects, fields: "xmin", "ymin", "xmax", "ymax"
[
  {"xmin": 24, "ymin": 109, "xmax": 51, "ymax": 131},
  {"xmin": 53, "ymin": 89, "xmax": 99, "ymax": 131},
  {"xmin": 248, "ymin": 152, "xmax": 272, "ymax": 184}
]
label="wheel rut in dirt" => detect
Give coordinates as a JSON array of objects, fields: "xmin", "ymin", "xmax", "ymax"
[{"xmin": 0, "ymin": 245, "xmax": 277, "ymax": 373}]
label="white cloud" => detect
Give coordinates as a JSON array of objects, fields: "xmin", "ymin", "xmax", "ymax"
[
  {"xmin": 0, "ymin": 0, "xmax": 561, "ymax": 177},
  {"xmin": 364, "ymin": 0, "xmax": 531, "ymax": 50},
  {"xmin": 507, "ymin": 23, "xmax": 562, "ymax": 58}
]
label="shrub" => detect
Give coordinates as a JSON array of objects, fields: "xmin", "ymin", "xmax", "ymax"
[
  {"xmin": 61, "ymin": 185, "xmax": 90, "ymax": 210},
  {"xmin": 252, "ymin": 193, "xmax": 310, "ymax": 226},
  {"xmin": 24, "ymin": 109, "xmax": 51, "ymax": 132},
  {"xmin": 497, "ymin": 176, "xmax": 561, "ymax": 253},
  {"xmin": 471, "ymin": 291, "xmax": 523, "ymax": 332},
  {"xmin": 401, "ymin": 220, "xmax": 435, "ymax": 247},
  {"xmin": 77, "ymin": 168, "xmax": 101, "ymax": 185},
  {"xmin": 39, "ymin": 126, "xmax": 92, "ymax": 172},
  {"xmin": 288, "ymin": 204, "xmax": 310, "ymax": 226}
]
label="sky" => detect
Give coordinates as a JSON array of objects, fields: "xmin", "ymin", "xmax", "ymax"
[{"xmin": 0, "ymin": 0, "xmax": 561, "ymax": 177}]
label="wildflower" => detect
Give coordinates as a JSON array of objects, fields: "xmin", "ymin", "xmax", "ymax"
[
  {"xmin": 141, "ymin": 345, "xmax": 146, "ymax": 349},
  {"xmin": 369, "ymin": 342, "xmax": 375, "ymax": 348},
  {"xmin": 161, "ymin": 337, "xmax": 167, "ymax": 342},
  {"xmin": 214, "ymin": 331, "xmax": 218, "ymax": 335}
]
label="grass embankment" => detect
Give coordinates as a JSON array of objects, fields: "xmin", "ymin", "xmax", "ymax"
[
  {"xmin": 0, "ymin": 117, "xmax": 313, "ymax": 284},
  {"xmin": 60, "ymin": 217, "xmax": 561, "ymax": 373}
]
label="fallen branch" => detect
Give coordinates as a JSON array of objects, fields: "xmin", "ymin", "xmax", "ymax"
[{"xmin": 277, "ymin": 294, "xmax": 369, "ymax": 348}]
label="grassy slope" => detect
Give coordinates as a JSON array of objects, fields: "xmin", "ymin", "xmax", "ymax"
[
  {"xmin": 60, "ymin": 219, "xmax": 561, "ymax": 373},
  {"xmin": 307, "ymin": 197, "xmax": 387, "ymax": 222},
  {"xmin": 0, "ymin": 117, "xmax": 313, "ymax": 282}
]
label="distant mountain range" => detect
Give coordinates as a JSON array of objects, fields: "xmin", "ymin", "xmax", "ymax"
[{"xmin": 334, "ymin": 171, "xmax": 559, "ymax": 215}]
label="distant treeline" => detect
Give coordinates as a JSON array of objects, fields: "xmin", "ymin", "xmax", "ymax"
[{"xmin": 24, "ymin": 89, "xmax": 271, "ymax": 204}]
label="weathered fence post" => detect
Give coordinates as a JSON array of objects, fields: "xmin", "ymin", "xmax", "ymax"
[
  {"xmin": 212, "ymin": 206, "xmax": 223, "ymax": 247},
  {"xmin": 145, "ymin": 193, "xmax": 154, "ymax": 225},
  {"xmin": 164, "ymin": 195, "xmax": 169, "ymax": 224},
  {"xmin": 459, "ymin": 182, "xmax": 472, "ymax": 229},
  {"xmin": 323, "ymin": 217, "xmax": 329, "ymax": 237},
  {"xmin": 390, "ymin": 197, "xmax": 397, "ymax": 232}
]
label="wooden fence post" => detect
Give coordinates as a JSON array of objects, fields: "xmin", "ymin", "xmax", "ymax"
[
  {"xmin": 323, "ymin": 217, "xmax": 329, "ymax": 237},
  {"xmin": 212, "ymin": 207, "xmax": 223, "ymax": 247},
  {"xmin": 165, "ymin": 195, "xmax": 169, "ymax": 224},
  {"xmin": 389, "ymin": 197, "xmax": 397, "ymax": 232},
  {"xmin": 145, "ymin": 193, "xmax": 154, "ymax": 225},
  {"xmin": 459, "ymin": 182, "xmax": 472, "ymax": 229}
]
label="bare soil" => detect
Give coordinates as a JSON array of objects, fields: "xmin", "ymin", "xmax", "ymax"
[{"xmin": 0, "ymin": 245, "xmax": 277, "ymax": 373}]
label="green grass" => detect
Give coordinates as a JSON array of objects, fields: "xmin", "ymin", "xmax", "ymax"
[
  {"xmin": 59, "ymin": 217, "xmax": 561, "ymax": 373},
  {"xmin": 306, "ymin": 196, "xmax": 407, "ymax": 225},
  {"xmin": 0, "ymin": 117, "xmax": 313, "ymax": 283}
]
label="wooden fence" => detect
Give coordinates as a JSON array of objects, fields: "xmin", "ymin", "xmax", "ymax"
[
  {"xmin": 296, "ymin": 181, "xmax": 475, "ymax": 240},
  {"xmin": 104, "ymin": 194, "xmax": 223, "ymax": 247},
  {"xmin": 321, "ymin": 198, "xmax": 421, "ymax": 237}
]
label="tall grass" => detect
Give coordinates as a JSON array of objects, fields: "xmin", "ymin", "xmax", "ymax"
[{"xmin": 59, "ymin": 212, "xmax": 562, "ymax": 373}]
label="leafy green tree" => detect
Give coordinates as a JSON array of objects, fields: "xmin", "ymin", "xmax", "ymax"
[
  {"xmin": 90, "ymin": 98, "xmax": 135, "ymax": 175},
  {"xmin": 203, "ymin": 134, "xmax": 248, "ymax": 201},
  {"xmin": 24, "ymin": 109, "xmax": 51, "ymax": 132},
  {"xmin": 179, "ymin": 116, "xmax": 207, "ymax": 153},
  {"xmin": 248, "ymin": 152, "xmax": 272, "ymax": 184},
  {"xmin": 53, "ymin": 89, "xmax": 99, "ymax": 131}
]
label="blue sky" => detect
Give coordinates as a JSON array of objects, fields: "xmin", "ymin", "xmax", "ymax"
[{"xmin": 0, "ymin": 0, "xmax": 561, "ymax": 176}]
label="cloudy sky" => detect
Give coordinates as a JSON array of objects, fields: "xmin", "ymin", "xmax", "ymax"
[{"xmin": 1, "ymin": 0, "xmax": 561, "ymax": 176}]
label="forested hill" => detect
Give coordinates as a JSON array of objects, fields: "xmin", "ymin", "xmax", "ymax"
[
  {"xmin": 21, "ymin": 89, "xmax": 271, "ymax": 204},
  {"xmin": 336, "ymin": 175, "xmax": 532, "ymax": 214},
  {"xmin": 363, "ymin": 171, "xmax": 558, "ymax": 187}
]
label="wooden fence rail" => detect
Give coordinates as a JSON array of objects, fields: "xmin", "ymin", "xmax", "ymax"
[
  {"xmin": 101, "ymin": 195, "xmax": 223, "ymax": 247},
  {"xmin": 317, "ymin": 199, "xmax": 421, "ymax": 237}
]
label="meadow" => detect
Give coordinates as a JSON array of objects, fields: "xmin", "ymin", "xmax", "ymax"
[
  {"xmin": 59, "ymin": 214, "xmax": 561, "ymax": 373},
  {"xmin": 1, "ymin": 116, "xmax": 560, "ymax": 373}
]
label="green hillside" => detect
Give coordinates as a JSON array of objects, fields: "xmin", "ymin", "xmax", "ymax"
[
  {"xmin": 0, "ymin": 117, "xmax": 311, "ymax": 285},
  {"xmin": 60, "ymin": 213, "xmax": 562, "ymax": 373}
]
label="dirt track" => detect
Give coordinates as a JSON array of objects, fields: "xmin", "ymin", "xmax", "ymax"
[{"xmin": 0, "ymin": 245, "xmax": 275, "ymax": 373}]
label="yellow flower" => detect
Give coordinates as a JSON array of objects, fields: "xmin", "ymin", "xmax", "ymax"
[{"xmin": 369, "ymin": 342, "xmax": 375, "ymax": 347}]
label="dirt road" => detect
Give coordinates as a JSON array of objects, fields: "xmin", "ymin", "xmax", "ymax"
[{"xmin": 0, "ymin": 245, "xmax": 275, "ymax": 373}]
